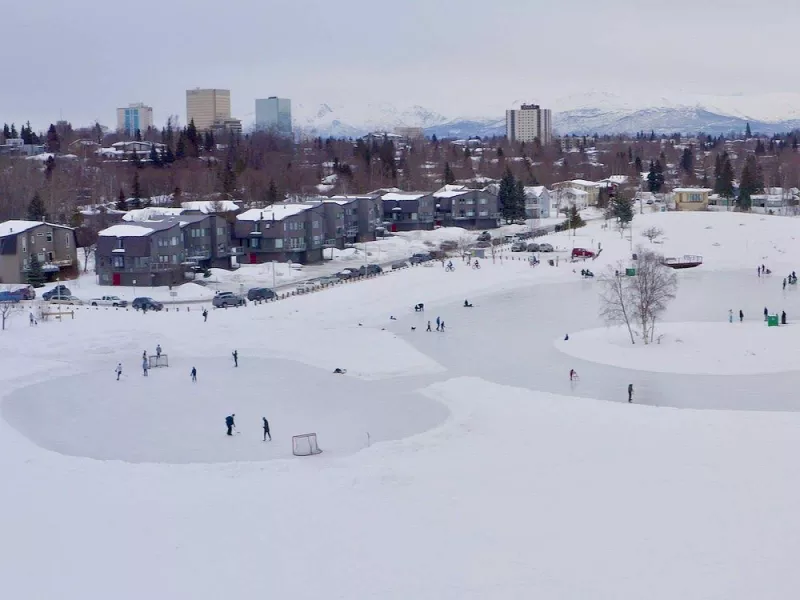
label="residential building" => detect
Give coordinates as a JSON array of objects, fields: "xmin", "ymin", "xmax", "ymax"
[
  {"xmin": 379, "ymin": 191, "xmax": 436, "ymax": 231},
  {"xmin": 96, "ymin": 215, "xmax": 236, "ymax": 286},
  {"xmin": 255, "ymin": 97, "xmax": 292, "ymax": 136},
  {"xmin": 523, "ymin": 186, "xmax": 551, "ymax": 219},
  {"xmin": 552, "ymin": 180, "xmax": 602, "ymax": 207},
  {"xmin": 432, "ymin": 185, "xmax": 499, "ymax": 229},
  {"xmin": 394, "ymin": 126, "xmax": 425, "ymax": 140},
  {"xmin": 505, "ymin": 104, "xmax": 552, "ymax": 144},
  {"xmin": 233, "ymin": 203, "xmax": 325, "ymax": 264},
  {"xmin": 116, "ymin": 103, "xmax": 154, "ymax": 135},
  {"xmin": 211, "ymin": 118, "xmax": 243, "ymax": 137},
  {"xmin": 0, "ymin": 138, "xmax": 45, "ymax": 156},
  {"xmin": 672, "ymin": 188, "xmax": 711, "ymax": 211},
  {"xmin": 186, "ymin": 88, "xmax": 231, "ymax": 131},
  {"xmin": 0, "ymin": 220, "xmax": 77, "ymax": 284}
]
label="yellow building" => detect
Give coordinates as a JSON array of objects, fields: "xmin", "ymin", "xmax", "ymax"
[
  {"xmin": 672, "ymin": 188, "xmax": 711, "ymax": 211},
  {"xmin": 186, "ymin": 89, "xmax": 231, "ymax": 131}
]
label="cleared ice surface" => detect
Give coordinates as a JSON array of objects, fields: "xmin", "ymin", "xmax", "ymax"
[
  {"xmin": 2, "ymin": 357, "xmax": 448, "ymax": 464},
  {"xmin": 393, "ymin": 269, "xmax": 800, "ymax": 411}
]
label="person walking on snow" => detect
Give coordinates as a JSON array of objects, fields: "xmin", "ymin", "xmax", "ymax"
[
  {"xmin": 440, "ymin": 321, "xmax": 446, "ymax": 332},
  {"xmin": 202, "ymin": 309, "xmax": 208, "ymax": 322},
  {"xmin": 426, "ymin": 321, "xmax": 432, "ymax": 332},
  {"xmin": 115, "ymin": 363, "xmax": 123, "ymax": 381},
  {"xmin": 262, "ymin": 417, "xmax": 271, "ymax": 441},
  {"xmin": 784, "ymin": 278, "xmax": 787, "ymax": 290},
  {"xmin": 156, "ymin": 344, "xmax": 162, "ymax": 358},
  {"xmin": 232, "ymin": 350, "xmax": 238, "ymax": 367},
  {"xmin": 728, "ymin": 309, "xmax": 733, "ymax": 323},
  {"xmin": 569, "ymin": 369, "xmax": 577, "ymax": 381},
  {"xmin": 764, "ymin": 307, "xmax": 769, "ymax": 321},
  {"xmin": 758, "ymin": 265, "xmax": 761, "ymax": 277},
  {"xmin": 29, "ymin": 312, "xmax": 34, "ymax": 326},
  {"xmin": 225, "ymin": 414, "xmax": 235, "ymax": 436},
  {"xmin": 142, "ymin": 350, "xmax": 147, "ymax": 362},
  {"xmin": 191, "ymin": 366, "xmax": 197, "ymax": 382},
  {"xmin": 142, "ymin": 358, "xmax": 149, "ymax": 376},
  {"xmin": 782, "ymin": 310, "xmax": 787, "ymax": 325},
  {"xmin": 739, "ymin": 309, "xmax": 744, "ymax": 322},
  {"xmin": 628, "ymin": 383, "xmax": 634, "ymax": 403},
  {"xmin": 435, "ymin": 316, "xmax": 441, "ymax": 331}
]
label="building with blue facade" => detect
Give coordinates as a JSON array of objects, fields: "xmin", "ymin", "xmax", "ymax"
[
  {"xmin": 255, "ymin": 97, "xmax": 292, "ymax": 136},
  {"xmin": 116, "ymin": 103, "xmax": 154, "ymax": 136}
]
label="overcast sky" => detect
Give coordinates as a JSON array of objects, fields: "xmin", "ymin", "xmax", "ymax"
[{"xmin": 3, "ymin": 0, "xmax": 800, "ymax": 130}]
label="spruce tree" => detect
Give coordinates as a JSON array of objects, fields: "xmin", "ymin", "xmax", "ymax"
[
  {"xmin": 186, "ymin": 120, "xmax": 200, "ymax": 157},
  {"xmin": 719, "ymin": 155, "xmax": 735, "ymax": 200},
  {"xmin": 116, "ymin": 188, "xmax": 128, "ymax": 212},
  {"xmin": 27, "ymin": 254, "xmax": 45, "ymax": 287},
  {"xmin": 498, "ymin": 168, "xmax": 517, "ymax": 223},
  {"xmin": 608, "ymin": 195, "xmax": 634, "ymax": 229},
  {"xmin": 634, "ymin": 156, "xmax": 643, "ymax": 173},
  {"xmin": 131, "ymin": 171, "xmax": 143, "ymax": 207},
  {"xmin": 680, "ymin": 146, "xmax": 693, "ymax": 174},
  {"xmin": 27, "ymin": 192, "xmax": 46, "ymax": 221},
  {"xmin": 2, "ymin": 124, "xmax": 9, "ymax": 139},
  {"xmin": 203, "ymin": 130, "xmax": 215, "ymax": 153},
  {"xmin": 10, "ymin": 123, "xmax": 17, "ymax": 138},
  {"xmin": 443, "ymin": 162, "xmax": 455, "ymax": 185},
  {"xmin": 745, "ymin": 122, "xmax": 752, "ymax": 138},
  {"xmin": 175, "ymin": 135, "xmax": 186, "ymax": 160},
  {"xmin": 148, "ymin": 144, "xmax": 161, "ymax": 167},
  {"xmin": 267, "ymin": 178, "xmax": 278, "ymax": 205},
  {"xmin": 513, "ymin": 180, "xmax": 526, "ymax": 221}
]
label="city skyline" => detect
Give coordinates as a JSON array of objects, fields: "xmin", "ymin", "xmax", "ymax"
[{"xmin": 3, "ymin": 0, "xmax": 800, "ymax": 129}]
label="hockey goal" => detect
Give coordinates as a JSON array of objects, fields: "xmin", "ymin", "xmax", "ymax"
[
  {"xmin": 148, "ymin": 354, "xmax": 169, "ymax": 368},
  {"xmin": 292, "ymin": 433, "xmax": 322, "ymax": 456}
]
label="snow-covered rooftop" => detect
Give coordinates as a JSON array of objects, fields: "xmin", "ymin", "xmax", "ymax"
[
  {"xmin": 523, "ymin": 186, "xmax": 548, "ymax": 197},
  {"xmin": 433, "ymin": 185, "xmax": 470, "ymax": 198},
  {"xmin": 569, "ymin": 179, "xmax": 602, "ymax": 188},
  {"xmin": 382, "ymin": 192, "xmax": 429, "ymax": 201},
  {"xmin": 181, "ymin": 200, "xmax": 239, "ymax": 214},
  {"xmin": 98, "ymin": 224, "xmax": 155, "ymax": 237},
  {"xmin": 673, "ymin": 188, "xmax": 712, "ymax": 193},
  {"xmin": 0, "ymin": 220, "xmax": 72, "ymax": 237},
  {"xmin": 122, "ymin": 208, "xmax": 183, "ymax": 222},
  {"xmin": 236, "ymin": 204, "xmax": 310, "ymax": 222}
]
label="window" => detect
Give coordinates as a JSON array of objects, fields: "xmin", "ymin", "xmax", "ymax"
[
  {"xmin": 116, "ymin": 238, "xmax": 124, "ymax": 250},
  {"xmin": 159, "ymin": 255, "xmax": 169, "ymax": 263},
  {"xmin": 46, "ymin": 231, "xmax": 53, "ymax": 242},
  {"xmin": 65, "ymin": 232, "xmax": 71, "ymax": 248},
  {"xmin": 217, "ymin": 227, "xmax": 225, "ymax": 237},
  {"xmin": 479, "ymin": 210, "xmax": 488, "ymax": 217},
  {"xmin": 274, "ymin": 238, "xmax": 283, "ymax": 249},
  {"xmin": 411, "ymin": 213, "xmax": 418, "ymax": 221},
  {"xmin": 172, "ymin": 255, "xmax": 179, "ymax": 264},
  {"xmin": 47, "ymin": 251, "xmax": 54, "ymax": 262},
  {"xmin": 38, "ymin": 252, "xmax": 45, "ymax": 262},
  {"xmin": 479, "ymin": 198, "xmax": 488, "ymax": 204},
  {"xmin": 250, "ymin": 238, "xmax": 260, "ymax": 249},
  {"xmin": 112, "ymin": 256, "xmax": 124, "ymax": 268},
  {"xmin": 171, "ymin": 236, "xmax": 179, "ymax": 246},
  {"xmin": 22, "ymin": 258, "xmax": 29, "ymax": 270},
  {"xmin": 21, "ymin": 238, "xmax": 26, "ymax": 253},
  {"xmin": 252, "ymin": 222, "xmax": 261, "ymax": 233}
]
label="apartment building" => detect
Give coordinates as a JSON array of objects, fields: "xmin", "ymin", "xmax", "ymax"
[
  {"xmin": 0, "ymin": 220, "xmax": 77, "ymax": 284},
  {"xmin": 431, "ymin": 185, "xmax": 500, "ymax": 229},
  {"xmin": 233, "ymin": 203, "xmax": 325, "ymax": 265},
  {"xmin": 378, "ymin": 192, "xmax": 436, "ymax": 232},
  {"xmin": 186, "ymin": 89, "xmax": 231, "ymax": 131},
  {"xmin": 116, "ymin": 103, "xmax": 154, "ymax": 135},
  {"xmin": 505, "ymin": 104, "xmax": 552, "ymax": 144}
]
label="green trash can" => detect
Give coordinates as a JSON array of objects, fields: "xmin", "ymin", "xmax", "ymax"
[
  {"xmin": 625, "ymin": 267, "xmax": 636, "ymax": 276},
  {"xmin": 768, "ymin": 315, "xmax": 779, "ymax": 327}
]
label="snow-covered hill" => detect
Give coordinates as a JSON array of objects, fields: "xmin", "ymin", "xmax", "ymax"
[{"xmin": 292, "ymin": 92, "xmax": 800, "ymax": 138}]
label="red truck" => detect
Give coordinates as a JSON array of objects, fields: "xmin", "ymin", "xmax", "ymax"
[{"xmin": 571, "ymin": 248, "xmax": 596, "ymax": 259}]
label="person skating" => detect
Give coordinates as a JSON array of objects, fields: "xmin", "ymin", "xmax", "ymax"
[
  {"xmin": 156, "ymin": 344, "xmax": 162, "ymax": 358},
  {"xmin": 191, "ymin": 366, "xmax": 197, "ymax": 382},
  {"xmin": 564, "ymin": 334, "xmax": 569, "ymax": 341},
  {"xmin": 569, "ymin": 369, "xmax": 577, "ymax": 381},
  {"xmin": 739, "ymin": 309, "xmax": 744, "ymax": 322},
  {"xmin": 628, "ymin": 383, "xmax": 633, "ymax": 403},
  {"xmin": 225, "ymin": 414, "xmax": 235, "ymax": 436},
  {"xmin": 115, "ymin": 363, "xmax": 123, "ymax": 381},
  {"xmin": 764, "ymin": 307, "xmax": 769, "ymax": 321},
  {"xmin": 783, "ymin": 278, "xmax": 787, "ymax": 290},
  {"xmin": 29, "ymin": 312, "xmax": 34, "ymax": 326},
  {"xmin": 426, "ymin": 321, "xmax": 432, "ymax": 332},
  {"xmin": 142, "ymin": 358, "xmax": 149, "ymax": 377},
  {"xmin": 758, "ymin": 265, "xmax": 761, "ymax": 277},
  {"xmin": 262, "ymin": 417, "xmax": 271, "ymax": 441},
  {"xmin": 232, "ymin": 350, "xmax": 238, "ymax": 367},
  {"xmin": 202, "ymin": 309, "xmax": 208, "ymax": 322},
  {"xmin": 782, "ymin": 310, "xmax": 787, "ymax": 325},
  {"xmin": 728, "ymin": 309, "xmax": 733, "ymax": 323},
  {"xmin": 440, "ymin": 321, "xmax": 446, "ymax": 332},
  {"xmin": 436, "ymin": 316, "xmax": 441, "ymax": 331}
]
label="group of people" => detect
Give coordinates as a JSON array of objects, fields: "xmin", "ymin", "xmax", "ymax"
[
  {"xmin": 783, "ymin": 272, "xmax": 798, "ymax": 289},
  {"xmin": 580, "ymin": 269, "xmax": 594, "ymax": 278},
  {"xmin": 224, "ymin": 414, "xmax": 272, "ymax": 441},
  {"xmin": 757, "ymin": 265, "xmax": 773, "ymax": 277},
  {"xmin": 568, "ymin": 369, "xmax": 634, "ymax": 403},
  {"xmin": 728, "ymin": 308, "xmax": 788, "ymax": 325},
  {"xmin": 426, "ymin": 317, "xmax": 446, "ymax": 332},
  {"xmin": 115, "ymin": 345, "xmax": 240, "ymax": 380}
]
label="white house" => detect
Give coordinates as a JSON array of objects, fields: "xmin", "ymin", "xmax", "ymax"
[{"xmin": 523, "ymin": 186, "xmax": 551, "ymax": 219}]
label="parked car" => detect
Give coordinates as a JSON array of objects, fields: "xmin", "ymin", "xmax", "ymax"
[
  {"xmin": 132, "ymin": 297, "xmax": 164, "ymax": 311},
  {"xmin": 571, "ymin": 248, "xmax": 596, "ymax": 259},
  {"xmin": 247, "ymin": 287, "xmax": 276, "ymax": 301},
  {"xmin": 527, "ymin": 243, "xmax": 540, "ymax": 252},
  {"xmin": 391, "ymin": 261, "xmax": 408, "ymax": 270},
  {"xmin": 439, "ymin": 240, "xmax": 458, "ymax": 252},
  {"xmin": 532, "ymin": 228, "xmax": 549, "ymax": 238},
  {"xmin": 89, "ymin": 296, "xmax": 128, "ymax": 307},
  {"xmin": 316, "ymin": 275, "xmax": 341, "ymax": 285},
  {"xmin": 212, "ymin": 292, "xmax": 246, "ymax": 308},
  {"xmin": 475, "ymin": 241, "xmax": 492, "ymax": 248},
  {"xmin": 11, "ymin": 285, "xmax": 35, "ymax": 300},
  {"xmin": 357, "ymin": 264, "xmax": 383, "ymax": 276},
  {"xmin": 0, "ymin": 290, "xmax": 24, "ymax": 303},
  {"xmin": 48, "ymin": 295, "xmax": 83, "ymax": 306},
  {"xmin": 409, "ymin": 253, "xmax": 433, "ymax": 264},
  {"xmin": 336, "ymin": 269, "xmax": 357, "ymax": 280},
  {"xmin": 511, "ymin": 241, "xmax": 527, "ymax": 252},
  {"xmin": 42, "ymin": 285, "xmax": 72, "ymax": 300},
  {"xmin": 517, "ymin": 231, "xmax": 533, "ymax": 240},
  {"xmin": 477, "ymin": 231, "xmax": 491, "ymax": 242},
  {"xmin": 538, "ymin": 243, "xmax": 554, "ymax": 252},
  {"xmin": 296, "ymin": 281, "xmax": 320, "ymax": 293}
]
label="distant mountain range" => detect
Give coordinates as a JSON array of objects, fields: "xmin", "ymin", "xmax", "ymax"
[{"xmin": 291, "ymin": 92, "xmax": 800, "ymax": 138}]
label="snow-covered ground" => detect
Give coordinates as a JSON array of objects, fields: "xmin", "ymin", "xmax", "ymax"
[{"xmin": 4, "ymin": 211, "xmax": 800, "ymax": 598}]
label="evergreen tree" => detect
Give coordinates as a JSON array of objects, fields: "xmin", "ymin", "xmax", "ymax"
[
  {"xmin": 498, "ymin": 168, "xmax": 517, "ymax": 223},
  {"xmin": 164, "ymin": 146, "xmax": 175, "ymax": 164},
  {"xmin": 513, "ymin": 180, "xmax": 526, "ymax": 221},
  {"xmin": 27, "ymin": 254, "xmax": 45, "ymax": 287},
  {"xmin": 2, "ymin": 124, "xmax": 9, "ymax": 139},
  {"xmin": 496, "ymin": 146, "xmax": 504, "ymax": 158},
  {"xmin": 175, "ymin": 134, "xmax": 186, "ymax": 160},
  {"xmin": 135, "ymin": 129, "xmax": 142, "ymax": 141},
  {"xmin": 267, "ymin": 178, "xmax": 278, "ymax": 205},
  {"xmin": 131, "ymin": 171, "xmax": 143, "ymax": 207},
  {"xmin": 203, "ymin": 130, "xmax": 215, "ymax": 153},
  {"xmin": 220, "ymin": 159, "xmax": 236, "ymax": 195},
  {"xmin": 171, "ymin": 187, "xmax": 183, "ymax": 208},
  {"xmin": 10, "ymin": 123, "xmax": 17, "ymax": 138},
  {"xmin": 443, "ymin": 162, "xmax": 455, "ymax": 185},
  {"xmin": 647, "ymin": 160, "xmax": 664, "ymax": 193},
  {"xmin": 680, "ymin": 146, "xmax": 693, "ymax": 174},
  {"xmin": 738, "ymin": 155, "xmax": 759, "ymax": 210},
  {"xmin": 565, "ymin": 204, "xmax": 585, "ymax": 229},
  {"xmin": 713, "ymin": 153, "xmax": 723, "ymax": 193},
  {"xmin": 608, "ymin": 195, "xmax": 634, "ymax": 228},
  {"xmin": 634, "ymin": 156, "xmax": 643, "ymax": 173},
  {"xmin": 148, "ymin": 143, "xmax": 161, "ymax": 167},
  {"xmin": 793, "ymin": 135, "xmax": 799, "ymax": 152},
  {"xmin": 755, "ymin": 139, "xmax": 766, "ymax": 155},
  {"xmin": 116, "ymin": 188, "xmax": 128, "ymax": 212},
  {"xmin": 27, "ymin": 192, "xmax": 46, "ymax": 221},
  {"xmin": 745, "ymin": 122, "xmax": 752, "ymax": 138},
  {"xmin": 719, "ymin": 155, "xmax": 735, "ymax": 199},
  {"xmin": 186, "ymin": 120, "xmax": 200, "ymax": 157}
]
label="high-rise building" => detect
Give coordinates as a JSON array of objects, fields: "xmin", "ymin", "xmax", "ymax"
[
  {"xmin": 116, "ymin": 103, "xmax": 154, "ymax": 135},
  {"xmin": 505, "ymin": 104, "xmax": 552, "ymax": 144},
  {"xmin": 255, "ymin": 97, "xmax": 292, "ymax": 136},
  {"xmin": 186, "ymin": 89, "xmax": 231, "ymax": 131}
]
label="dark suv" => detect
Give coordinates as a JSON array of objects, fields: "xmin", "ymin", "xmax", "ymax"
[
  {"xmin": 43, "ymin": 285, "xmax": 72, "ymax": 300},
  {"xmin": 357, "ymin": 264, "xmax": 383, "ymax": 276},
  {"xmin": 132, "ymin": 297, "xmax": 164, "ymax": 311},
  {"xmin": 247, "ymin": 287, "xmax": 276, "ymax": 301}
]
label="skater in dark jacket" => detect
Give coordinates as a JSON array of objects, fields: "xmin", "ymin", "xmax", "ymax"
[
  {"xmin": 202, "ymin": 309, "xmax": 208, "ymax": 322},
  {"xmin": 115, "ymin": 363, "xmax": 123, "ymax": 381},
  {"xmin": 232, "ymin": 350, "xmax": 238, "ymax": 367},
  {"xmin": 764, "ymin": 307, "xmax": 769, "ymax": 321},
  {"xmin": 739, "ymin": 309, "xmax": 744, "ymax": 322},
  {"xmin": 262, "ymin": 417, "xmax": 271, "ymax": 441},
  {"xmin": 628, "ymin": 383, "xmax": 634, "ymax": 403},
  {"xmin": 426, "ymin": 321, "xmax": 432, "ymax": 332},
  {"xmin": 782, "ymin": 311, "xmax": 787, "ymax": 325},
  {"xmin": 191, "ymin": 366, "xmax": 197, "ymax": 382},
  {"xmin": 226, "ymin": 414, "xmax": 235, "ymax": 436}
]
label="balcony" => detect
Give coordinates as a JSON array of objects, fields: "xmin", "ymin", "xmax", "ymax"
[
  {"xmin": 345, "ymin": 226, "xmax": 359, "ymax": 236},
  {"xmin": 229, "ymin": 247, "xmax": 244, "ymax": 255}
]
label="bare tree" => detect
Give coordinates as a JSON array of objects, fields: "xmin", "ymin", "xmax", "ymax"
[
  {"xmin": 598, "ymin": 262, "xmax": 637, "ymax": 344},
  {"xmin": 457, "ymin": 235, "xmax": 473, "ymax": 262},
  {"xmin": 0, "ymin": 302, "xmax": 22, "ymax": 330},
  {"xmin": 641, "ymin": 226, "xmax": 664, "ymax": 243},
  {"xmin": 598, "ymin": 249, "xmax": 678, "ymax": 345},
  {"xmin": 630, "ymin": 247, "xmax": 678, "ymax": 343}
]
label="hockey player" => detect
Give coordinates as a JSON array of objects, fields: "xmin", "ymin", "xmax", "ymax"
[
  {"xmin": 115, "ymin": 363, "xmax": 123, "ymax": 381},
  {"xmin": 262, "ymin": 417, "xmax": 271, "ymax": 441},
  {"xmin": 232, "ymin": 350, "xmax": 238, "ymax": 367},
  {"xmin": 225, "ymin": 414, "xmax": 235, "ymax": 436},
  {"xmin": 191, "ymin": 366, "xmax": 197, "ymax": 382}
]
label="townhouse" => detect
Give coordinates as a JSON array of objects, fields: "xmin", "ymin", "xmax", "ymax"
[
  {"xmin": 0, "ymin": 220, "xmax": 77, "ymax": 284},
  {"xmin": 431, "ymin": 185, "xmax": 500, "ymax": 229}
]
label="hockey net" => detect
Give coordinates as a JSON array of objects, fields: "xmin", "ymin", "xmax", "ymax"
[
  {"xmin": 292, "ymin": 433, "xmax": 322, "ymax": 456},
  {"xmin": 148, "ymin": 354, "xmax": 169, "ymax": 368}
]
